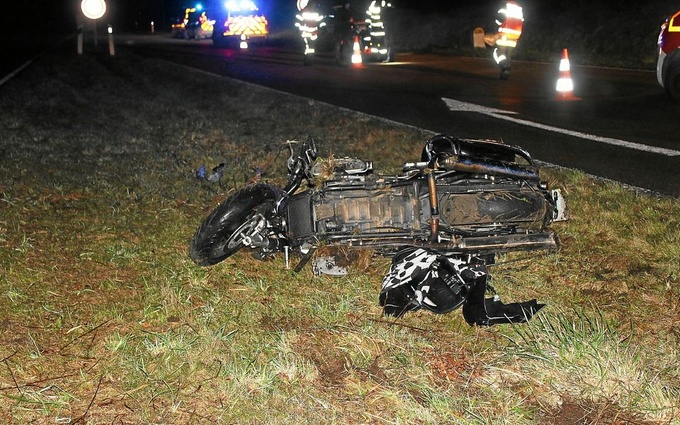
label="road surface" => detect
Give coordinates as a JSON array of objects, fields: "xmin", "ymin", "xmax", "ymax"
[{"xmin": 37, "ymin": 33, "xmax": 680, "ymax": 196}]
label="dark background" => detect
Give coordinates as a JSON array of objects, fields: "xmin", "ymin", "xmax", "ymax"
[
  {"xmin": 1, "ymin": 0, "xmax": 679, "ymax": 69},
  {"xmin": 6, "ymin": 0, "xmax": 674, "ymax": 29}
]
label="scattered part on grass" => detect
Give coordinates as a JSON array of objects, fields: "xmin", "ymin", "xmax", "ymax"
[
  {"xmin": 196, "ymin": 163, "xmax": 225, "ymax": 182},
  {"xmin": 312, "ymin": 256, "xmax": 348, "ymax": 276}
]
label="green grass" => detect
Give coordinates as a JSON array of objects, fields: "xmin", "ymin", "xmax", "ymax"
[{"xmin": 0, "ymin": 46, "xmax": 678, "ymax": 423}]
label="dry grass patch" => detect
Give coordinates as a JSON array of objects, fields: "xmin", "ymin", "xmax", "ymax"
[{"xmin": 1, "ymin": 46, "xmax": 678, "ymax": 423}]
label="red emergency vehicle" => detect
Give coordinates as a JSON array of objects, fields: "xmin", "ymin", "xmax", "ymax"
[{"xmin": 657, "ymin": 9, "xmax": 680, "ymax": 102}]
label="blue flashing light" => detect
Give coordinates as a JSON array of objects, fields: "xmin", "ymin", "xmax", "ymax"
[
  {"xmin": 224, "ymin": 0, "xmax": 257, "ymax": 12},
  {"xmin": 195, "ymin": 3, "xmax": 203, "ymax": 10}
]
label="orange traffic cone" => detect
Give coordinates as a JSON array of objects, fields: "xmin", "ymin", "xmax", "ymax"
[
  {"xmin": 351, "ymin": 35, "xmax": 363, "ymax": 67},
  {"xmin": 556, "ymin": 48, "xmax": 578, "ymax": 100}
]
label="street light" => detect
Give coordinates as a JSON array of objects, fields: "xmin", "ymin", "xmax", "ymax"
[
  {"xmin": 79, "ymin": 0, "xmax": 107, "ymax": 52},
  {"xmin": 81, "ymin": 0, "xmax": 106, "ymax": 20}
]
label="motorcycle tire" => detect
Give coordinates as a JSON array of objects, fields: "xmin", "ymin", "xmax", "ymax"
[
  {"xmin": 190, "ymin": 184, "xmax": 278, "ymax": 266},
  {"xmin": 664, "ymin": 62, "xmax": 680, "ymax": 103}
]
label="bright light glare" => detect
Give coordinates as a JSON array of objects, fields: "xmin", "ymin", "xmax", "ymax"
[
  {"xmin": 81, "ymin": 0, "xmax": 106, "ymax": 20},
  {"xmin": 225, "ymin": 0, "xmax": 257, "ymax": 11},
  {"xmin": 301, "ymin": 12, "xmax": 322, "ymax": 21},
  {"xmin": 559, "ymin": 58, "xmax": 570, "ymax": 72},
  {"xmin": 556, "ymin": 78, "xmax": 573, "ymax": 92},
  {"xmin": 352, "ymin": 40, "xmax": 362, "ymax": 64},
  {"xmin": 499, "ymin": 3, "xmax": 523, "ymax": 20}
]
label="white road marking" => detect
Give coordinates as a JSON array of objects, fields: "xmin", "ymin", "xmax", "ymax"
[{"xmin": 442, "ymin": 97, "xmax": 680, "ymax": 157}]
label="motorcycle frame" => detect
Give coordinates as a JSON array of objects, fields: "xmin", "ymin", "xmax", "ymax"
[{"xmin": 254, "ymin": 137, "xmax": 562, "ymax": 271}]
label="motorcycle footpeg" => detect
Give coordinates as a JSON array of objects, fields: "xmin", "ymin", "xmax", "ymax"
[{"xmin": 312, "ymin": 256, "xmax": 348, "ymax": 277}]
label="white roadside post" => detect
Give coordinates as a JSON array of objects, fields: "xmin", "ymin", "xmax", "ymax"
[
  {"xmin": 108, "ymin": 24, "xmax": 115, "ymax": 56},
  {"xmin": 77, "ymin": 23, "xmax": 84, "ymax": 55}
]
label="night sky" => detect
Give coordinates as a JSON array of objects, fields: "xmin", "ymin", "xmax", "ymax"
[
  {"xmin": 1, "ymin": 0, "xmax": 676, "ymax": 54},
  {"xmin": 3, "ymin": 0, "xmax": 503, "ymax": 34}
]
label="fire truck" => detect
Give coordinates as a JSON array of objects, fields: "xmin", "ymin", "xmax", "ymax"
[
  {"xmin": 657, "ymin": 8, "xmax": 680, "ymax": 102},
  {"xmin": 212, "ymin": 0, "xmax": 269, "ymax": 48},
  {"xmin": 171, "ymin": 5, "xmax": 215, "ymax": 40}
]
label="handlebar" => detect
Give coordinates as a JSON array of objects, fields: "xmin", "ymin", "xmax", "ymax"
[{"xmin": 283, "ymin": 139, "xmax": 318, "ymax": 196}]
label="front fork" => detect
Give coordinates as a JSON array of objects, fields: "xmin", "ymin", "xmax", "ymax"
[{"xmin": 234, "ymin": 213, "xmax": 287, "ymax": 260}]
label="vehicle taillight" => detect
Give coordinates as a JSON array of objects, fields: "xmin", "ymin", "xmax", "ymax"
[{"xmin": 658, "ymin": 21, "xmax": 667, "ymax": 48}]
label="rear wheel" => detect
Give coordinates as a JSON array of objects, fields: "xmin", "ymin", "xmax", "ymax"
[
  {"xmin": 190, "ymin": 184, "xmax": 278, "ymax": 266},
  {"xmin": 664, "ymin": 63, "xmax": 680, "ymax": 103}
]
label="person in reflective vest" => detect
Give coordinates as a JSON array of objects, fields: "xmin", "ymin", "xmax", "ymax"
[
  {"xmin": 493, "ymin": 1, "xmax": 523, "ymax": 80},
  {"xmin": 295, "ymin": 2, "xmax": 325, "ymax": 65},
  {"xmin": 366, "ymin": 0, "xmax": 393, "ymax": 61}
]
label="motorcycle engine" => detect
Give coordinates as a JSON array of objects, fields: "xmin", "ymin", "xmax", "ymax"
[{"xmin": 312, "ymin": 157, "xmax": 373, "ymax": 182}]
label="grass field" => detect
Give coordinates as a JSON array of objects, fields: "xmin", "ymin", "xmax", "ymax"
[{"xmin": 0, "ymin": 46, "xmax": 679, "ymax": 424}]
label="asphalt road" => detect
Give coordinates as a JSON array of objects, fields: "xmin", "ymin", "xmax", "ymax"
[{"xmin": 41, "ymin": 33, "xmax": 680, "ymax": 196}]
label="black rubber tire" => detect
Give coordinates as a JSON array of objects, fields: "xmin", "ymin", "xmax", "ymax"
[
  {"xmin": 664, "ymin": 63, "xmax": 680, "ymax": 103},
  {"xmin": 190, "ymin": 184, "xmax": 278, "ymax": 266}
]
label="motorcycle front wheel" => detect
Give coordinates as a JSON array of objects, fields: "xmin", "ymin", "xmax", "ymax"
[{"xmin": 190, "ymin": 184, "xmax": 278, "ymax": 266}]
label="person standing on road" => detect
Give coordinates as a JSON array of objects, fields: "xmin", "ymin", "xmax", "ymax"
[
  {"xmin": 491, "ymin": 0, "xmax": 523, "ymax": 80},
  {"xmin": 366, "ymin": 0, "xmax": 394, "ymax": 62},
  {"xmin": 295, "ymin": 1, "xmax": 325, "ymax": 65}
]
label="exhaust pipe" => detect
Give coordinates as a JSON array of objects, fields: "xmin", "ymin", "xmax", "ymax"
[
  {"xmin": 454, "ymin": 231, "xmax": 559, "ymax": 252},
  {"xmin": 441, "ymin": 157, "xmax": 540, "ymax": 181}
]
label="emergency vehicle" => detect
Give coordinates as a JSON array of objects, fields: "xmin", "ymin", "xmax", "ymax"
[
  {"xmin": 171, "ymin": 5, "xmax": 215, "ymax": 40},
  {"xmin": 657, "ymin": 9, "xmax": 680, "ymax": 103},
  {"xmin": 212, "ymin": 0, "xmax": 269, "ymax": 48}
]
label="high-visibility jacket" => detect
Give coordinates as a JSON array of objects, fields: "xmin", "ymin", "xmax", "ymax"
[{"xmin": 496, "ymin": 1, "xmax": 523, "ymax": 48}]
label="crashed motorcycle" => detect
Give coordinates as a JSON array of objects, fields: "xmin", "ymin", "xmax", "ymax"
[{"xmin": 189, "ymin": 134, "xmax": 567, "ymax": 325}]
